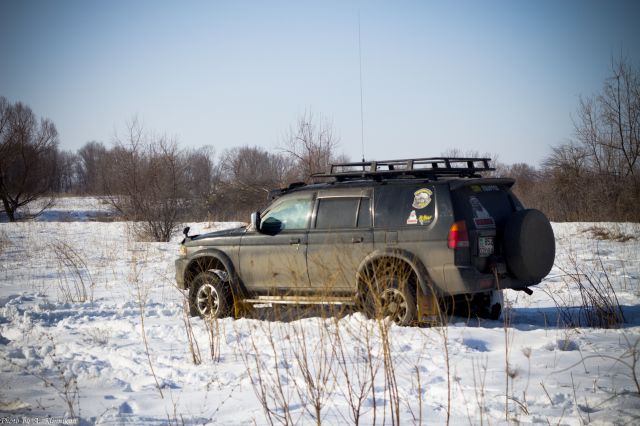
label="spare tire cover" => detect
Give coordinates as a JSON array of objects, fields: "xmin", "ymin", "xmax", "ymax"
[{"xmin": 503, "ymin": 209, "xmax": 555, "ymax": 282}]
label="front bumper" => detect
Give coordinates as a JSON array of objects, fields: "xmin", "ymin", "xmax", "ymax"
[{"xmin": 175, "ymin": 258, "xmax": 189, "ymax": 290}]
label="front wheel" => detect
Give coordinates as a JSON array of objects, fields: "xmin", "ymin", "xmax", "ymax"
[{"xmin": 189, "ymin": 271, "xmax": 233, "ymax": 318}]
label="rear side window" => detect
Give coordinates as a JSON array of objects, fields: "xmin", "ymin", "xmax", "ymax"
[
  {"xmin": 374, "ymin": 185, "xmax": 436, "ymax": 228},
  {"xmin": 357, "ymin": 198, "xmax": 371, "ymax": 228},
  {"xmin": 315, "ymin": 197, "xmax": 371, "ymax": 229}
]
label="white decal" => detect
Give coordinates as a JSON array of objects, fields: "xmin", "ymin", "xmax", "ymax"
[
  {"xmin": 406, "ymin": 210, "xmax": 418, "ymax": 225},
  {"xmin": 412, "ymin": 188, "xmax": 433, "ymax": 209},
  {"xmin": 469, "ymin": 196, "xmax": 495, "ymax": 228}
]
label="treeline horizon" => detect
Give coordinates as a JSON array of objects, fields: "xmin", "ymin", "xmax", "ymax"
[{"xmin": 2, "ymin": 58, "xmax": 638, "ymax": 240}]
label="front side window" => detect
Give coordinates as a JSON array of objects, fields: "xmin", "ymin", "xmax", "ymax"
[{"xmin": 261, "ymin": 196, "xmax": 313, "ymax": 233}]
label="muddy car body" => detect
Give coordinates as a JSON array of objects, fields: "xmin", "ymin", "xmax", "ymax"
[{"xmin": 175, "ymin": 157, "xmax": 555, "ymax": 325}]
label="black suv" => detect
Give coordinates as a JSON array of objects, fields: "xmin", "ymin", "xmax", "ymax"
[{"xmin": 175, "ymin": 157, "xmax": 555, "ymax": 325}]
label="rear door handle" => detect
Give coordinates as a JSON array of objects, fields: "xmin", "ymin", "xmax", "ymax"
[
  {"xmin": 351, "ymin": 236, "xmax": 364, "ymax": 244},
  {"xmin": 289, "ymin": 238, "xmax": 301, "ymax": 244}
]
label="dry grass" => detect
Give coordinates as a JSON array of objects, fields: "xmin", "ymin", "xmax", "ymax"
[
  {"xmin": 129, "ymin": 245, "xmax": 164, "ymax": 399},
  {"xmin": 584, "ymin": 225, "xmax": 637, "ymax": 242},
  {"xmin": 548, "ymin": 249, "xmax": 625, "ymax": 328},
  {"xmin": 49, "ymin": 239, "xmax": 95, "ymax": 303},
  {"xmin": 0, "ymin": 229, "xmax": 10, "ymax": 255}
]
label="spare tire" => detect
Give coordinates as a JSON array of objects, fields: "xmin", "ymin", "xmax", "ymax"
[{"xmin": 503, "ymin": 209, "xmax": 555, "ymax": 282}]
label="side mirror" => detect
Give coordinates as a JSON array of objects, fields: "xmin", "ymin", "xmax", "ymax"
[
  {"xmin": 250, "ymin": 211, "xmax": 261, "ymax": 232},
  {"xmin": 183, "ymin": 226, "xmax": 190, "ymax": 237}
]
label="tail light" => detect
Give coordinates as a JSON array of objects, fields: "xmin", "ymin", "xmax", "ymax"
[{"xmin": 448, "ymin": 220, "xmax": 469, "ymax": 249}]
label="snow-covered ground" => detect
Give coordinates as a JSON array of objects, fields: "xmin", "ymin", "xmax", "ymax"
[{"xmin": 1, "ymin": 198, "xmax": 639, "ymax": 425}]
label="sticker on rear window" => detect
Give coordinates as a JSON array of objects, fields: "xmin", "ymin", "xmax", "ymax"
[
  {"xmin": 474, "ymin": 217, "xmax": 495, "ymax": 228},
  {"xmin": 481, "ymin": 185, "xmax": 500, "ymax": 192},
  {"xmin": 471, "ymin": 184, "xmax": 499, "ymax": 193},
  {"xmin": 469, "ymin": 196, "xmax": 495, "ymax": 228},
  {"xmin": 418, "ymin": 214, "xmax": 433, "ymax": 225},
  {"xmin": 412, "ymin": 188, "xmax": 433, "ymax": 209},
  {"xmin": 406, "ymin": 210, "xmax": 418, "ymax": 224}
]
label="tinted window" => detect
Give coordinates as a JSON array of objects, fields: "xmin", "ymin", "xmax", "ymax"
[
  {"xmin": 374, "ymin": 185, "xmax": 436, "ymax": 228},
  {"xmin": 452, "ymin": 185, "xmax": 514, "ymax": 228},
  {"xmin": 357, "ymin": 198, "xmax": 371, "ymax": 228},
  {"xmin": 261, "ymin": 197, "xmax": 313, "ymax": 233},
  {"xmin": 315, "ymin": 198, "xmax": 359, "ymax": 229}
]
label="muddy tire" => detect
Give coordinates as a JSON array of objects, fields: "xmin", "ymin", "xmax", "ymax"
[
  {"xmin": 189, "ymin": 271, "xmax": 233, "ymax": 318},
  {"xmin": 361, "ymin": 261, "xmax": 417, "ymax": 326},
  {"xmin": 503, "ymin": 209, "xmax": 555, "ymax": 282}
]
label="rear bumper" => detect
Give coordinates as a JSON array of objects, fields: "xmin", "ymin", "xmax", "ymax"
[
  {"xmin": 443, "ymin": 264, "xmax": 535, "ymax": 294},
  {"xmin": 175, "ymin": 258, "xmax": 189, "ymax": 290}
]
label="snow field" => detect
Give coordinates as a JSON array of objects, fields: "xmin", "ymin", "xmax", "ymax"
[{"xmin": 0, "ymin": 200, "xmax": 639, "ymax": 425}]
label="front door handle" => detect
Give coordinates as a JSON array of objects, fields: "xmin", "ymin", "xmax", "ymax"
[
  {"xmin": 289, "ymin": 238, "xmax": 301, "ymax": 244},
  {"xmin": 351, "ymin": 236, "xmax": 364, "ymax": 244}
]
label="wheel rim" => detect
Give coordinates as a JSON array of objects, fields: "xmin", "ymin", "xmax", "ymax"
[
  {"xmin": 196, "ymin": 283, "xmax": 220, "ymax": 316},
  {"xmin": 380, "ymin": 288, "xmax": 408, "ymax": 323}
]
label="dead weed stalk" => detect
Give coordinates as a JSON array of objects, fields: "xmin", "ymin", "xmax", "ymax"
[{"xmin": 50, "ymin": 239, "xmax": 95, "ymax": 303}]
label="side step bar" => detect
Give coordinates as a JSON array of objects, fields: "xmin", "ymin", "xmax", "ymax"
[{"xmin": 244, "ymin": 295, "xmax": 356, "ymax": 305}]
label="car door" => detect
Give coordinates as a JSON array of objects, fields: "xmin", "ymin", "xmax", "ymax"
[
  {"xmin": 239, "ymin": 192, "xmax": 314, "ymax": 293},
  {"xmin": 306, "ymin": 189, "xmax": 373, "ymax": 292}
]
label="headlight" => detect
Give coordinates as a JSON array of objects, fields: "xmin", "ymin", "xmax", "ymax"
[{"xmin": 179, "ymin": 245, "xmax": 187, "ymax": 257}]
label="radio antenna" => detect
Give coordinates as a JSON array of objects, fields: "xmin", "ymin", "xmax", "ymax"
[{"xmin": 358, "ymin": 10, "xmax": 365, "ymax": 162}]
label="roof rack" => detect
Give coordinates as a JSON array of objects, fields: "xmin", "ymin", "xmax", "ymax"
[{"xmin": 312, "ymin": 157, "xmax": 494, "ymax": 181}]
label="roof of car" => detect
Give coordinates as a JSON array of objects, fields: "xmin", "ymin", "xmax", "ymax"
[
  {"xmin": 270, "ymin": 174, "xmax": 513, "ymax": 201},
  {"xmin": 269, "ymin": 157, "xmax": 502, "ymax": 200},
  {"xmin": 312, "ymin": 157, "xmax": 494, "ymax": 181}
]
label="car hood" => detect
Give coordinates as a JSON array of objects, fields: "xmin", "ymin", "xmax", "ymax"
[{"xmin": 189, "ymin": 226, "xmax": 247, "ymax": 242}]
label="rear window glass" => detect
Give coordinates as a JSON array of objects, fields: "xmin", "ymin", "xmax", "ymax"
[
  {"xmin": 452, "ymin": 185, "xmax": 515, "ymax": 228},
  {"xmin": 374, "ymin": 185, "xmax": 436, "ymax": 228}
]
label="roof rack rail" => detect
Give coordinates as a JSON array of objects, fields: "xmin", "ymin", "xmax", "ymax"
[
  {"xmin": 312, "ymin": 157, "xmax": 494, "ymax": 181},
  {"xmin": 268, "ymin": 181, "xmax": 306, "ymax": 200}
]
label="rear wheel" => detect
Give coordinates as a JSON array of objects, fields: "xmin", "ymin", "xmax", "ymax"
[
  {"xmin": 379, "ymin": 286, "xmax": 416, "ymax": 325},
  {"xmin": 189, "ymin": 271, "xmax": 233, "ymax": 318},
  {"xmin": 476, "ymin": 290, "xmax": 502, "ymax": 320},
  {"xmin": 361, "ymin": 260, "xmax": 417, "ymax": 326},
  {"xmin": 446, "ymin": 291, "xmax": 502, "ymax": 321}
]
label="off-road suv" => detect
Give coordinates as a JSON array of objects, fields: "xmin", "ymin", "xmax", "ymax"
[{"xmin": 175, "ymin": 157, "xmax": 555, "ymax": 325}]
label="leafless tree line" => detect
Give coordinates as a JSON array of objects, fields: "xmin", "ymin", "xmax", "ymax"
[
  {"xmin": 2, "ymin": 58, "xmax": 638, "ymax": 233},
  {"xmin": 501, "ymin": 58, "xmax": 640, "ymax": 221},
  {"xmin": 0, "ymin": 97, "xmax": 58, "ymax": 221},
  {"xmin": 0, "ymin": 109, "xmax": 343, "ymax": 239}
]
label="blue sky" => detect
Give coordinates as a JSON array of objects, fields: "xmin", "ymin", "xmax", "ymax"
[{"xmin": 1, "ymin": 0, "xmax": 638, "ymax": 166}]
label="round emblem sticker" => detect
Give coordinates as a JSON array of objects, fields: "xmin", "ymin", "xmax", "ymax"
[{"xmin": 412, "ymin": 188, "xmax": 433, "ymax": 210}]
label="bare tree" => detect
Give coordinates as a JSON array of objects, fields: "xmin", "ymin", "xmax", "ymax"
[
  {"xmin": 216, "ymin": 146, "xmax": 295, "ymax": 220},
  {"xmin": 502, "ymin": 163, "xmax": 540, "ymax": 208},
  {"xmin": 103, "ymin": 119, "xmax": 187, "ymax": 241},
  {"xmin": 52, "ymin": 150, "xmax": 81, "ymax": 194},
  {"xmin": 597, "ymin": 58, "xmax": 640, "ymax": 177},
  {"xmin": 77, "ymin": 141, "xmax": 108, "ymax": 194},
  {"xmin": 0, "ymin": 97, "xmax": 59, "ymax": 221},
  {"xmin": 541, "ymin": 57, "xmax": 640, "ymax": 221},
  {"xmin": 283, "ymin": 112, "xmax": 341, "ymax": 181},
  {"xmin": 183, "ymin": 146, "xmax": 220, "ymax": 220}
]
